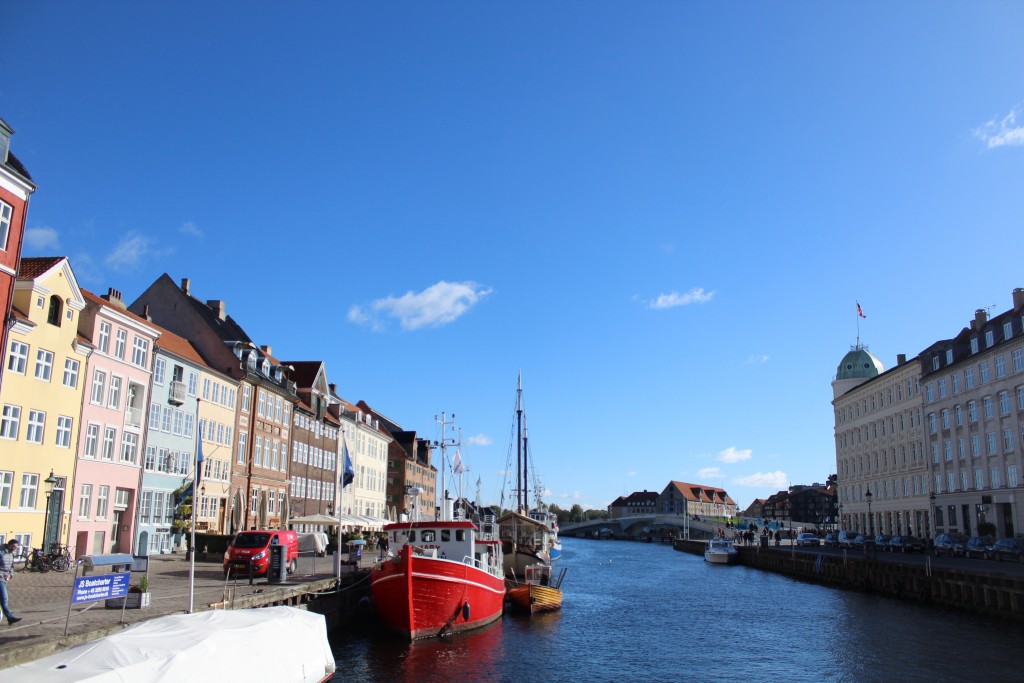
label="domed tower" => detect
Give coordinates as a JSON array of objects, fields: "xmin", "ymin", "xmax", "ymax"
[{"xmin": 831, "ymin": 344, "xmax": 884, "ymax": 399}]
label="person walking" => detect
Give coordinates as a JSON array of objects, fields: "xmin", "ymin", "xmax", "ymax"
[{"xmin": 0, "ymin": 539, "xmax": 23, "ymax": 625}]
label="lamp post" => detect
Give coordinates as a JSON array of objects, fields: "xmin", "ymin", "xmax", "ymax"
[
  {"xmin": 42, "ymin": 470, "xmax": 58, "ymax": 552},
  {"xmin": 929, "ymin": 491, "xmax": 936, "ymax": 550},
  {"xmin": 838, "ymin": 501, "xmax": 843, "ymax": 532},
  {"xmin": 865, "ymin": 488, "xmax": 874, "ymax": 537}
]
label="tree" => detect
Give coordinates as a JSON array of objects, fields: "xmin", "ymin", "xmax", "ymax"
[{"xmin": 569, "ymin": 504, "xmax": 584, "ymax": 523}]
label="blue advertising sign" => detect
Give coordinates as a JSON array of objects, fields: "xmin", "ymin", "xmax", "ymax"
[{"xmin": 72, "ymin": 572, "xmax": 131, "ymax": 604}]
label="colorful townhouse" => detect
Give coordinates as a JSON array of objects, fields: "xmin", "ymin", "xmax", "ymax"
[
  {"xmin": 285, "ymin": 361, "xmax": 340, "ymax": 529},
  {"xmin": 137, "ymin": 327, "xmax": 204, "ymax": 554},
  {"xmin": 344, "ymin": 400, "xmax": 393, "ymax": 522},
  {"xmin": 130, "ymin": 275, "xmax": 297, "ymax": 534},
  {"xmin": 1, "ymin": 257, "xmax": 89, "ymax": 551},
  {"xmin": 0, "ymin": 118, "xmax": 37, "ymax": 394},
  {"xmin": 70, "ymin": 288, "xmax": 159, "ymax": 557},
  {"xmin": 195, "ymin": 357, "xmax": 238, "ymax": 535}
]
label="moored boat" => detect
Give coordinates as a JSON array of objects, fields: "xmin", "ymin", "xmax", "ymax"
[
  {"xmin": 4, "ymin": 606, "xmax": 335, "ymax": 682},
  {"xmin": 704, "ymin": 537, "xmax": 738, "ymax": 565},
  {"xmin": 507, "ymin": 562, "xmax": 566, "ymax": 614}
]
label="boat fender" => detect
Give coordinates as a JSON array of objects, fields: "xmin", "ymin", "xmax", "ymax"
[
  {"xmin": 357, "ymin": 596, "xmax": 372, "ymax": 614},
  {"xmin": 462, "ymin": 602, "xmax": 471, "ymax": 621}
]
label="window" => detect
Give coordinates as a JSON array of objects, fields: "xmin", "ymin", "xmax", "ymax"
[
  {"xmin": 1006, "ymin": 321, "xmax": 1015, "ymax": 340},
  {"xmin": 0, "ymin": 199, "xmax": 11, "ymax": 250},
  {"xmin": 925, "ymin": 384, "xmax": 935, "ymax": 402},
  {"xmin": 257, "ymin": 390, "xmax": 265, "ymax": 417},
  {"xmin": 955, "ymin": 404, "xmax": 963, "ymax": 426},
  {"xmin": 62, "ymin": 358, "xmax": 80, "ymax": 388},
  {"xmin": 97, "ymin": 322, "xmax": 111, "ymax": 353},
  {"xmin": 184, "ymin": 413, "xmax": 194, "ymax": 439},
  {"xmin": 254, "ymin": 436, "xmax": 263, "ymax": 466},
  {"xmin": 187, "ymin": 372, "xmax": 198, "ymax": 397},
  {"xmin": 1015, "ymin": 349, "xmax": 1023, "ymax": 373},
  {"xmin": 121, "ymin": 432, "xmax": 139, "ymax": 463},
  {"xmin": 1019, "ymin": 386, "xmax": 1024, "ymax": 411},
  {"xmin": 140, "ymin": 491, "xmax": 152, "ymax": 525},
  {"xmin": 983, "ymin": 396, "xmax": 994, "ymax": 419},
  {"xmin": 114, "ymin": 329, "xmax": 127, "ymax": 359},
  {"xmin": 108, "ymin": 375, "xmax": 122, "ymax": 409},
  {"xmin": 941, "ymin": 409, "xmax": 949, "ymax": 429},
  {"xmin": 938, "ymin": 378, "xmax": 947, "ymax": 398},
  {"xmin": 102, "ymin": 427, "xmax": 116, "ymax": 460},
  {"xmin": 275, "ymin": 397, "xmax": 282, "ymax": 422},
  {"xmin": 0, "ymin": 404, "xmax": 20, "ymax": 439},
  {"xmin": 965, "ymin": 367, "xmax": 975, "ymax": 388},
  {"xmin": 202, "ymin": 377, "xmax": 211, "ymax": 400},
  {"xmin": 932, "ymin": 357, "xmax": 940, "ymax": 371},
  {"xmin": 996, "ymin": 356, "xmax": 1006, "ymax": 378},
  {"xmin": 243, "ymin": 384, "xmax": 251, "ymax": 412},
  {"xmin": 34, "ymin": 348, "xmax": 54, "ymax": 381},
  {"xmin": 173, "ymin": 410, "xmax": 183, "ymax": 436},
  {"xmin": 237, "ymin": 432, "xmax": 247, "ymax": 464},
  {"xmin": 153, "ymin": 358, "xmax": 166, "ymax": 385},
  {"xmin": 56, "ymin": 416, "xmax": 72, "ymax": 447},
  {"xmin": 975, "ymin": 468, "xmax": 985, "ymax": 490},
  {"xmin": 84, "ymin": 423, "xmax": 99, "ymax": 457},
  {"xmin": 980, "ymin": 361, "xmax": 990, "ymax": 383},
  {"xmin": 19, "ymin": 473, "xmax": 38, "ymax": 508},
  {"xmin": 131, "ymin": 337, "xmax": 149, "ymax": 367},
  {"xmin": 91, "ymin": 370, "xmax": 106, "ymax": 404},
  {"xmin": 1003, "ymin": 428, "xmax": 1015, "ymax": 452},
  {"xmin": 958, "ymin": 438, "xmax": 966, "ymax": 459},
  {"xmin": 968, "ymin": 400, "xmax": 978, "ymax": 422},
  {"xmin": 0, "ymin": 471, "xmax": 11, "ymax": 508},
  {"xmin": 951, "ymin": 373, "xmax": 960, "ymax": 393},
  {"xmin": 6, "ymin": 340, "xmax": 28, "ymax": 374},
  {"xmin": 149, "ymin": 403, "xmax": 161, "ymax": 429},
  {"xmin": 78, "ymin": 484, "xmax": 92, "ymax": 518},
  {"xmin": 1009, "ymin": 465, "xmax": 1019, "ymax": 488},
  {"xmin": 985, "ymin": 330, "xmax": 994, "ymax": 348},
  {"xmin": 46, "ymin": 295, "xmax": 63, "ymax": 326},
  {"xmin": 946, "ymin": 349, "xmax": 954, "ymax": 364},
  {"xmin": 26, "ymin": 410, "xmax": 45, "ymax": 443},
  {"xmin": 161, "ymin": 406, "xmax": 172, "ymax": 432},
  {"xmin": 987, "ymin": 432, "xmax": 997, "ymax": 455},
  {"xmin": 972, "ymin": 435, "xmax": 981, "ymax": 457},
  {"xmin": 1000, "ymin": 391, "xmax": 1011, "ymax": 415},
  {"xmin": 928, "ymin": 413, "xmax": 937, "ymax": 434},
  {"xmin": 96, "ymin": 486, "xmax": 110, "ymax": 519}
]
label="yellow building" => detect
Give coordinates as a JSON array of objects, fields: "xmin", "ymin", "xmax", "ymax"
[
  {"xmin": 196, "ymin": 364, "xmax": 238, "ymax": 535},
  {"xmin": 1, "ymin": 257, "xmax": 89, "ymax": 551}
]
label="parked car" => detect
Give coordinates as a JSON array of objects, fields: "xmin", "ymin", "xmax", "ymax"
[
  {"xmin": 934, "ymin": 533, "xmax": 969, "ymax": 557},
  {"xmin": 874, "ymin": 534, "xmax": 891, "ymax": 549},
  {"xmin": 986, "ymin": 538, "xmax": 1024, "ymax": 563},
  {"xmin": 852, "ymin": 535, "xmax": 868, "ymax": 550},
  {"xmin": 962, "ymin": 536, "xmax": 993, "ymax": 559},
  {"xmin": 837, "ymin": 530, "xmax": 860, "ymax": 549},
  {"xmin": 223, "ymin": 529, "xmax": 299, "ymax": 577},
  {"xmin": 887, "ymin": 535, "xmax": 924, "ymax": 553},
  {"xmin": 822, "ymin": 533, "xmax": 839, "ymax": 548},
  {"xmin": 796, "ymin": 532, "xmax": 820, "ymax": 547}
]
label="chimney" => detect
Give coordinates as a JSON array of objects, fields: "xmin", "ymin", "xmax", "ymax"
[
  {"xmin": 896, "ymin": 353, "xmax": 906, "ymax": 366},
  {"xmin": 260, "ymin": 344, "xmax": 272, "ymax": 356},
  {"xmin": 1014, "ymin": 288, "xmax": 1024, "ymax": 311},
  {"xmin": 102, "ymin": 287, "xmax": 127, "ymax": 310},
  {"xmin": 181, "ymin": 278, "xmax": 191, "ymax": 296},
  {"xmin": 207, "ymin": 299, "xmax": 226, "ymax": 321},
  {"xmin": 329, "ymin": 383, "xmax": 337, "ymax": 395},
  {"xmin": 970, "ymin": 308, "xmax": 988, "ymax": 331},
  {"xmin": 143, "ymin": 304, "xmax": 152, "ymax": 321}
]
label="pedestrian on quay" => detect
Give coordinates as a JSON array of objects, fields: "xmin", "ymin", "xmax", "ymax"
[
  {"xmin": 1, "ymin": 539, "xmax": 23, "ymax": 625},
  {"xmin": 379, "ymin": 533, "xmax": 389, "ymax": 559}
]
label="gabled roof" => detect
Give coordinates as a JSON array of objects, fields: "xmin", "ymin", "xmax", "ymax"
[
  {"xmin": 609, "ymin": 490, "xmax": 658, "ymax": 507},
  {"xmin": 665, "ymin": 480, "xmax": 737, "ymax": 506},
  {"xmin": 18, "ymin": 256, "xmax": 64, "ymax": 279},
  {"xmin": 81, "ymin": 288, "xmax": 161, "ymax": 335},
  {"xmin": 154, "ymin": 326, "xmax": 209, "ymax": 369}
]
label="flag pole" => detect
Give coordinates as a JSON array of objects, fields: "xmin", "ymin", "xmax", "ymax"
[{"xmin": 188, "ymin": 397, "xmax": 201, "ymax": 613}]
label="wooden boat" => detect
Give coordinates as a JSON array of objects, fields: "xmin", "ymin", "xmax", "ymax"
[
  {"xmin": 507, "ymin": 562, "xmax": 566, "ymax": 614},
  {"xmin": 5, "ymin": 606, "xmax": 335, "ymax": 682}
]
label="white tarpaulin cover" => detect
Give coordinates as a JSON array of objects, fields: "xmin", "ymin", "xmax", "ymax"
[{"xmin": 5, "ymin": 606, "xmax": 335, "ymax": 682}]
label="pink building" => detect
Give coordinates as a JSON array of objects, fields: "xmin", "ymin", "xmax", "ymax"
[{"xmin": 69, "ymin": 288, "xmax": 160, "ymax": 556}]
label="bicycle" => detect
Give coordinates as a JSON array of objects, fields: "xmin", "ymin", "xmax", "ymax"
[
  {"xmin": 48, "ymin": 544, "xmax": 72, "ymax": 572},
  {"xmin": 22, "ymin": 547, "xmax": 51, "ymax": 573},
  {"xmin": 10, "ymin": 547, "xmax": 30, "ymax": 572}
]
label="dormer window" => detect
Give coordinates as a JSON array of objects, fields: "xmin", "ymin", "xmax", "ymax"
[
  {"xmin": 1005, "ymin": 321, "xmax": 1014, "ymax": 340},
  {"xmin": 945, "ymin": 349, "xmax": 953, "ymax": 364},
  {"xmin": 261, "ymin": 359, "xmax": 270, "ymax": 376},
  {"xmin": 247, "ymin": 352, "xmax": 256, "ymax": 369},
  {"xmin": 932, "ymin": 356, "xmax": 940, "ymax": 371},
  {"xmin": 985, "ymin": 330, "xmax": 994, "ymax": 348},
  {"xmin": 971, "ymin": 337, "xmax": 979, "ymax": 354}
]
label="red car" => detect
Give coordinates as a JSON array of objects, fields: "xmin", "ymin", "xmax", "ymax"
[{"xmin": 223, "ymin": 530, "xmax": 299, "ymax": 577}]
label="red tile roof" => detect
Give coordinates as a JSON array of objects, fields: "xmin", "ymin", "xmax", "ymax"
[{"xmin": 17, "ymin": 256, "xmax": 64, "ymax": 279}]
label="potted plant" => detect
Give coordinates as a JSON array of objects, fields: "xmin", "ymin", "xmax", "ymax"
[{"xmin": 106, "ymin": 573, "xmax": 151, "ymax": 609}]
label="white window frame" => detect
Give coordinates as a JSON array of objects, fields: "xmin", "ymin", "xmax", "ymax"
[
  {"xmin": 34, "ymin": 348, "xmax": 54, "ymax": 382},
  {"xmin": 26, "ymin": 410, "xmax": 45, "ymax": 443},
  {"xmin": 98, "ymin": 322, "xmax": 111, "ymax": 354},
  {"xmin": 114, "ymin": 329, "xmax": 127, "ymax": 359},
  {"xmin": 62, "ymin": 358, "xmax": 80, "ymax": 389},
  {"xmin": 0, "ymin": 404, "xmax": 21, "ymax": 439},
  {"xmin": 56, "ymin": 415, "xmax": 72, "ymax": 447}
]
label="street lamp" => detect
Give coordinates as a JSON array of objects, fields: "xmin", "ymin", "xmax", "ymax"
[
  {"xmin": 865, "ymin": 488, "xmax": 874, "ymax": 536},
  {"xmin": 838, "ymin": 501, "xmax": 843, "ymax": 532},
  {"xmin": 929, "ymin": 491, "xmax": 936, "ymax": 549},
  {"xmin": 42, "ymin": 470, "xmax": 58, "ymax": 552}
]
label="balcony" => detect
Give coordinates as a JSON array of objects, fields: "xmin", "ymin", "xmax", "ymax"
[
  {"xmin": 169, "ymin": 381, "xmax": 186, "ymax": 406},
  {"xmin": 125, "ymin": 406, "xmax": 145, "ymax": 428}
]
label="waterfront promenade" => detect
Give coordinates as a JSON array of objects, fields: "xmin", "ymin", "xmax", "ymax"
[{"xmin": 0, "ymin": 551, "xmax": 378, "ymax": 670}]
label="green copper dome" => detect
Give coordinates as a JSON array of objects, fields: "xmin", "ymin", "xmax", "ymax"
[{"xmin": 836, "ymin": 345, "xmax": 884, "ymax": 380}]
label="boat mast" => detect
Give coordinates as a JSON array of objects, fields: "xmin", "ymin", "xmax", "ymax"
[
  {"xmin": 435, "ymin": 412, "xmax": 457, "ymax": 522},
  {"xmin": 516, "ymin": 373, "xmax": 525, "ymax": 514}
]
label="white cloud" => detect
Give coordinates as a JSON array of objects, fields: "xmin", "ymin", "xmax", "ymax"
[
  {"xmin": 698, "ymin": 467, "xmax": 723, "ymax": 479},
  {"xmin": 348, "ymin": 281, "xmax": 492, "ymax": 331},
  {"xmin": 104, "ymin": 231, "xmax": 173, "ymax": 273},
  {"xmin": 649, "ymin": 287, "xmax": 715, "ymax": 309},
  {"xmin": 627, "ymin": 470, "xmax": 637, "ymax": 477},
  {"xmin": 733, "ymin": 471, "xmax": 788, "ymax": 488},
  {"xmin": 560, "ymin": 491, "xmax": 583, "ymax": 501},
  {"xmin": 974, "ymin": 105, "xmax": 1024, "ymax": 149},
  {"xmin": 24, "ymin": 226, "xmax": 60, "ymax": 251},
  {"xmin": 179, "ymin": 220, "xmax": 203, "ymax": 237},
  {"xmin": 745, "ymin": 354, "xmax": 769, "ymax": 364},
  {"xmin": 465, "ymin": 433, "xmax": 492, "ymax": 447},
  {"xmin": 716, "ymin": 446, "xmax": 752, "ymax": 464}
]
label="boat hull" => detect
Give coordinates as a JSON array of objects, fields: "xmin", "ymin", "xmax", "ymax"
[
  {"xmin": 508, "ymin": 584, "xmax": 563, "ymax": 614},
  {"xmin": 704, "ymin": 551, "xmax": 736, "ymax": 565},
  {"xmin": 371, "ymin": 546, "xmax": 506, "ymax": 639}
]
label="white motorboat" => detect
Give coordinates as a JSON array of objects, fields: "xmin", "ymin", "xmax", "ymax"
[{"xmin": 704, "ymin": 537, "xmax": 738, "ymax": 565}]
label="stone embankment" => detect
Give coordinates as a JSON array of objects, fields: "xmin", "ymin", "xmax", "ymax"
[{"xmin": 675, "ymin": 538, "xmax": 1024, "ymax": 621}]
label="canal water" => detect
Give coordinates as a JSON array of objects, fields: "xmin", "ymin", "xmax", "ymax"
[{"xmin": 330, "ymin": 537, "xmax": 1023, "ymax": 682}]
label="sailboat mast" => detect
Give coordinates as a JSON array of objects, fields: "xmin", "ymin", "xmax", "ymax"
[
  {"xmin": 516, "ymin": 373, "xmax": 524, "ymax": 513},
  {"xmin": 523, "ymin": 414, "xmax": 530, "ymax": 513}
]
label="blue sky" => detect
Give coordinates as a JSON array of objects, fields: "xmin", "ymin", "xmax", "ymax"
[{"xmin": 5, "ymin": 2, "xmax": 1024, "ymax": 511}]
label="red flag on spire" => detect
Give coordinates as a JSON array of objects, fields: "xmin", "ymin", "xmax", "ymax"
[{"xmin": 857, "ymin": 302, "xmax": 866, "ymax": 319}]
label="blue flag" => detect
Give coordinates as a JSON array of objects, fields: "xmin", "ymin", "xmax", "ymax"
[
  {"xmin": 342, "ymin": 439, "xmax": 354, "ymax": 488},
  {"xmin": 195, "ymin": 437, "xmax": 204, "ymax": 489}
]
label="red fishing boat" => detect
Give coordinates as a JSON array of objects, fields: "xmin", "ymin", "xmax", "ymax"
[{"xmin": 370, "ymin": 413, "xmax": 505, "ymax": 639}]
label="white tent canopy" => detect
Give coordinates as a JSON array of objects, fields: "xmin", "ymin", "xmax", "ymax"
[
  {"xmin": 288, "ymin": 513, "xmax": 340, "ymax": 526},
  {"xmin": 337, "ymin": 513, "xmax": 391, "ymax": 530}
]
